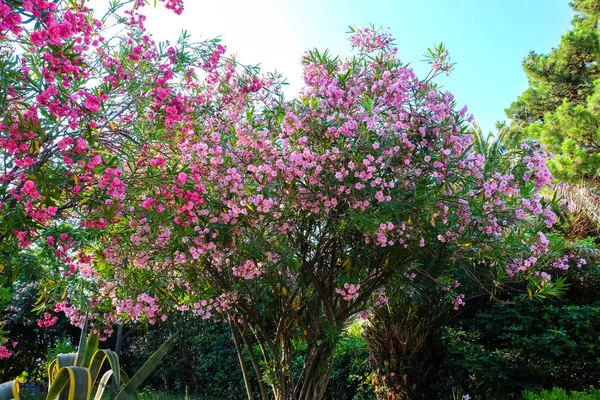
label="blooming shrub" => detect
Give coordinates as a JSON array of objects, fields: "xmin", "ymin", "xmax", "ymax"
[{"xmin": 1, "ymin": 1, "xmax": 568, "ymax": 398}]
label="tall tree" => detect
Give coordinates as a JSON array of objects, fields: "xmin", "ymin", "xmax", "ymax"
[{"xmin": 504, "ymin": 0, "xmax": 600, "ymax": 237}]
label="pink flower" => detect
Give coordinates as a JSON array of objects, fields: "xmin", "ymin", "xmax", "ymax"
[
  {"xmin": 0, "ymin": 346, "xmax": 12, "ymax": 360},
  {"xmin": 177, "ymin": 172, "xmax": 187, "ymax": 185},
  {"xmin": 452, "ymin": 294, "xmax": 465, "ymax": 310},
  {"xmin": 38, "ymin": 312, "xmax": 58, "ymax": 328},
  {"xmin": 75, "ymin": 138, "xmax": 88, "ymax": 153},
  {"xmin": 232, "ymin": 260, "xmax": 264, "ymax": 280},
  {"xmin": 22, "ymin": 180, "xmax": 41, "ymax": 199},
  {"xmin": 14, "ymin": 230, "xmax": 32, "ymax": 247},
  {"xmin": 336, "ymin": 283, "xmax": 361, "ymax": 302},
  {"xmin": 141, "ymin": 197, "xmax": 154, "ymax": 209}
]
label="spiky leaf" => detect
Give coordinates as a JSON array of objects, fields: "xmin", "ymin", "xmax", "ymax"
[
  {"xmin": 0, "ymin": 380, "xmax": 19, "ymax": 400},
  {"xmin": 46, "ymin": 366, "xmax": 92, "ymax": 400},
  {"xmin": 115, "ymin": 335, "xmax": 176, "ymax": 400}
]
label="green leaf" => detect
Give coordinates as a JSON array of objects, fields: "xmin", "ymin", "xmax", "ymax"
[
  {"xmin": 93, "ymin": 370, "xmax": 113, "ymax": 400},
  {"xmin": 48, "ymin": 359, "xmax": 58, "ymax": 388},
  {"xmin": 115, "ymin": 335, "xmax": 176, "ymax": 400},
  {"xmin": 78, "ymin": 334, "xmax": 99, "ymax": 368},
  {"xmin": 89, "ymin": 349, "xmax": 121, "ymax": 388},
  {"xmin": 57, "ymin": 354, "xmax": 78, "ymax": 369},
  {"xmin": 118, "ymin": 370, "xmax": 138, "ymax": 399},
  {"xmin": 56, "ymin": 354, "xmax": 78, "ymax": 400},
  {"xmin": 75, "ymin": 313, "xmax": 90, "ymax": 367},
  {"xmin": 119, "ymin": 369, "xmax": 130, "ymax": 385},
  {"xmin": 46, "ymin": 366, "xmax": 92, "ymax": 400}
]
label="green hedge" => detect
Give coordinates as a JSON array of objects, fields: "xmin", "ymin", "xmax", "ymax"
[
  {"xmin": 429, "ymin": 298, "xmax": 600, "ymax": 399},
  {"xmin": 522, "ymin": 387, "xmax": 600, "ymax": 399}
]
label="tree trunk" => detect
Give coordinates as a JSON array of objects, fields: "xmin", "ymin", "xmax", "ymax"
[
  {"xmin": 114, "ymin": 324, "xmax": 124, "ymax": 356},
  {"xmin": 229, "ymin": 318, "xmax": 254, "ymax": 400},
  {"xmin": 295, "ymin": 341, "xmax": 335, "ymax": 400},
  {"xmin": 234, "ymin": 320, "xmax": 270, "ymax": 400}
]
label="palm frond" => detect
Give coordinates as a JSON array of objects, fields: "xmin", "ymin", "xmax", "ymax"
[{"xmin": 555, "ymin": 181, "xmax": 600, "ymax": 239}]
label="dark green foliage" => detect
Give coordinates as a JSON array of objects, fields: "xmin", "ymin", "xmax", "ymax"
[
  {"xmin": 18, "ymin": 384, "xmax": 46, "ymax": 400},
  {"xmin": 121, "ymin": 317, "xmax": 247, "ymax": 399},
  {"xmin": 121, "ymin": 316, "xmax": 374, "ymax": 400},
  {"xmin": 2, "ymin": 281, "xmax": 78, "ymax": 382},
  {"xmin": 322, "ymin": 325, "xmax": 374, "ymax": 400},
  {"xmin": 430, "ymin": 296, "xmax": 600, "ymax": 399},
  {"xmin": 522, "ymin": 387, "xmax": 600, "ymax": 400}
]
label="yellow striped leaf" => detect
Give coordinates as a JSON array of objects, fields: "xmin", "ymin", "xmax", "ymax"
[
  {"xmin": 46, "ymin": 366, "xmax": 91, "ymax": 400},
  {"xmin": 0, "ymin": 380, "xmax": 19, "ymax": 400}
]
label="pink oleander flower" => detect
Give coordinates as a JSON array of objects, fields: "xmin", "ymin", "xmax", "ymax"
[
  {"xmin": 141, "ymin": 197, "xmax": 154, "ymax": 209},
  {"xmin": 38, "ymin": 312, "xmax": 58, "ymax": 328},
  {"xmin": 452, "ymin": 294, "xmax": 465, "ymax": 310},
  {"xmin": 0, "ymin": 346, "xmax": 12, "ymax": 360},
  {"xmin": 336, "ymin": 283, "xmax": 361, "ymax": 302},
  {"xmin": 232, "ymin": 260, "xmax": 264, "ymax": 280},
  {"xmin": 177, "ymin": 172, "xmax": 187, "ymax": 186},
  {"xmin": 22, "ymin": 180, "xmax": 41, "ymax": 199}
]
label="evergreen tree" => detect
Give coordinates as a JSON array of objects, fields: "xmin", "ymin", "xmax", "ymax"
[{"xmin": 504, "ymin": 0, "xmax": 600, "ymax": 236}]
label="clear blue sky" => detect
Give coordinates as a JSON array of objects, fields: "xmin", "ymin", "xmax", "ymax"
[{"xmin": 137, "ymin": 0, "xmax": 574, "ymax": 134}]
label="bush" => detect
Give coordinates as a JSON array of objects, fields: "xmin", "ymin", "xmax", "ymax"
[
  {"xmin": 122, "ymin": 317, "xmax": 374, "ymax": 399},
  {"xmin": 35, "ymin": 338, "xmax": 76, "ymax": 380},
  {"xmin": 2, "ymin": 281, "xmax": 78, "ymax": 382},
  {"xmin": 429, "ymin": 297, "xmax": 600, "ymax": 399},
  {"xmin": 325, "ymin": 323, "xmax": 374, "ymax": 400},
  {"xmin": 121, "ymin": 317, "xmax": 247, "ymax": 399},
  {"xmin": 522, "ymin": 387, "xmax": 600, "ymax": 399}
]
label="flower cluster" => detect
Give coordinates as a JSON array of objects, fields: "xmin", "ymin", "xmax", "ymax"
[
  {"xmin": 37, "ymin": 312, "xmax": 58, "ymax": 328},
  {"xmin": 64, "ymin": 23, "xmax": 564, "ymax": 331},
  {"xmin": 348, "ymin": 26, "xmax": 394, "ymax": 53},
  {"xmin": 336, "ymin": 283, "xmax": 361, "ymax": 302},
  {"xmin": 0, "ymin": 345, "xmax": 13, "ymax": 360},
  {"xmin": 114, "ymin": 293, "xmax": 163, "ymax": 325},
  {"xmin": 232, "ymin": 260, "xmax": 264, "ymax": 280}
]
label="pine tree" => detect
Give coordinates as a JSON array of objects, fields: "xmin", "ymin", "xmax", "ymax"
[{"xmin": 504, "ymin": 0, "xmax": 600, "ymax": 237}]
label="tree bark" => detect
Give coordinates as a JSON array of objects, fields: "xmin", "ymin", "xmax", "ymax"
[
  {"xmin": 229, "ymin": 318, "xmax": 254, "ymax": 400},
  {"xmin": 235, "ymin": 320, "xmax": 270, "ymax": 400}
]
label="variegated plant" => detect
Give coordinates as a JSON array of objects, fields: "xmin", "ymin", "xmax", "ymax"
[
  {"xmin": 0, "ymin": 380, "xmax": 19, "ymax": 400},
  {"xmin": 47, "ymin": 317, "xmax": 174, "ymax": 400}
]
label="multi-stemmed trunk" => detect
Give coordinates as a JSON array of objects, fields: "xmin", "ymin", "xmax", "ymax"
[{"xmin": 228, "ymin": 315, "xmax": 337, "ymax": 400}]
